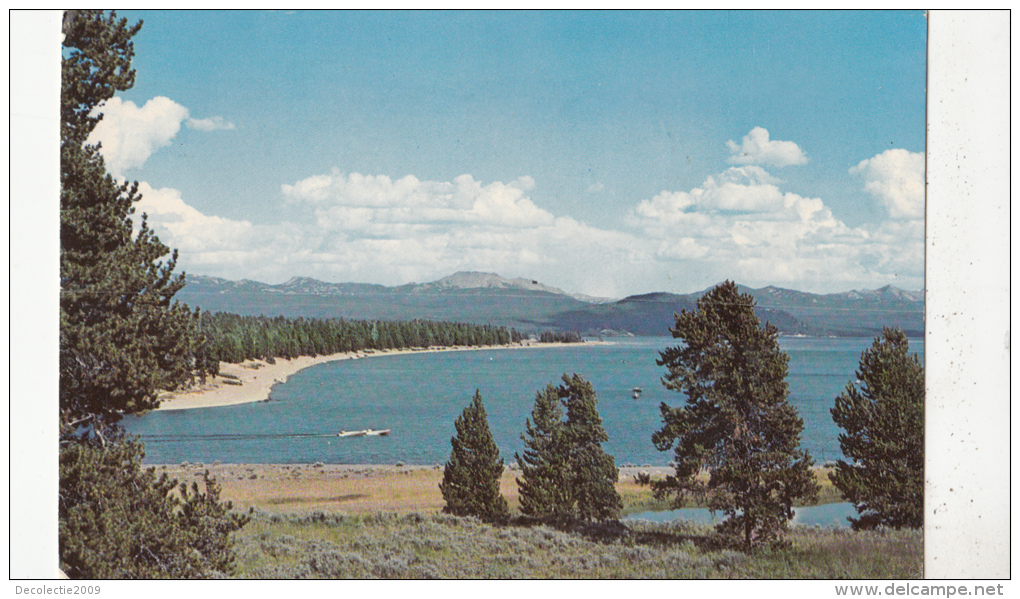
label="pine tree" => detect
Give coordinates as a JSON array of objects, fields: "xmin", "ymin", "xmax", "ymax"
[
  {"xmin": 60, "ymin": 10, "xmax": 204, "ymax": 429},
  {"xmin": 59, "ymin": 11, "xmax": 245, "ymax": 578},
  {"xmin": 515, "ymin": 384, "xmax": 572, "ymax": 518},
  {"xmin": 830, "ymin": 327, "xmax": 924, "ymax": 530},
  {"xmin": 561, "ymin": 374, "xmax": 622, "ymax": 521},
  {"xmin": 59, "ymin": 429, "xmax": 250, "ymax": 578},
  {"xmin": 652, "ymin": 281, "xmax": 817, "ymax": 548},
  {"xmin": 440, "ymin": 391, "xmax": 510, "ymax": 522},
  {"xmin": 516, "ymin": 375, "xmax": 621, "ymax": 522}
]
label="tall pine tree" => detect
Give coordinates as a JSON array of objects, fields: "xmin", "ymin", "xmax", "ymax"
[
  {"xmin": 652, "ymin": 281, "xmax": 817, "ymax": 548},
  {"xmin": 830, "ymin": 327, "xmax": 924, "ymax": 530},
  {"xmin": 440, "ymin": 391, "xmax": 510, "ymax": 522},
  {"xmin": 561, "ymin": 374, "xmax": 622, "ymax": 522},
  {"xmin": 516, "ymin": 374, "xmax": 621, "ymax": 522},
  {"xmin": 59, "ymin": 11, "xmax": 245, "ymax": 578},
  {"xmin": 515, "ymin": 384, "xmax": 572, "ymax": 518},
  {"xmin": 61, "ymin": 10, "xmax": 204, "ymax": 430}
]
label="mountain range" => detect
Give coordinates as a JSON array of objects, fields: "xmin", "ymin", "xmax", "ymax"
[{"xmin": 176, "ymin": 271, "xmax": 924, "ymax": 338}]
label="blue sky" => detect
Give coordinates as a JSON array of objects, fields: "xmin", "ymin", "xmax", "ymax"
[{"xmin": 93, "ymin": 10, "xmax": 927, "ymax": 297}]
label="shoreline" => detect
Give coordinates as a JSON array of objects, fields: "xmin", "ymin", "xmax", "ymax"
[
  {"xmin": 151, "ymin": 462, "xmax": 838, "ymax": 517},
  {"xmin": 153, "ymin": 463, "xmax": 673, "ymax": 516},
  {"xmin": 156, "ymin": 340, "xmax": 607, "ymax": 411}
]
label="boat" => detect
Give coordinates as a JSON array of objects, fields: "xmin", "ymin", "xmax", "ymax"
[
  {"xmin": 338, "ymin": 428, "xmax": 391, "ymax": 437},
  {"xmin": 632, "ymin": 387, "xmax": 643, "ymax": 399}
]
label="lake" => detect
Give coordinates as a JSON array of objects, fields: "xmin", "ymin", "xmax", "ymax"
[
  {"xmin": 625, "ymin": 502, "xmax": 858, "ymax": 528},
  {"xmin": 123, "ymin": 336, "xmax": 923, "ymax": 467}
]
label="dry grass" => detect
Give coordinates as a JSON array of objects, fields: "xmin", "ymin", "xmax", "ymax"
[
  {"xmin": 159, "ymin": 463, "xmax": 450, "ymax": 514},
  {"xmin": 157, "ymin": 463, "xmax": 842, "ymax": 517},
  {"xmin": 162, "ymin": 463, "xmax": 662, "ymax": 515},
  {"xmin": 154, "ymin": 463, "xmax": 919, "ymax": 579}
]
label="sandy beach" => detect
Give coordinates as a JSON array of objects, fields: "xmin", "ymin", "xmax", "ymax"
[
  {"xmin": 156, "ymin": 341, "xmax": 603, "ymax": 411},
  {"xmin": 157, "ymin": 462, "xmax": 674, "ymax": 515}
]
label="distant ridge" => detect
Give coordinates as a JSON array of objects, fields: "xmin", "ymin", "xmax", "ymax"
[
  {"xmin": 186, "ymin": 271, "xmax": 615, "ymax": 303},
  {"xmin": 406, "ymin": 271, "xmax": 614, "ymax": 303},
  {"xmin": 178, "ymin": 273, "xmax": 923, "ymax": 338},
  {"xmin": 416, "ymin": 271, "xmax": 562, "ymax": 293}
]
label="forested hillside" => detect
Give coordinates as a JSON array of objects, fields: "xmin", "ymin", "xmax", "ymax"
[
  {"xmin": 177, "ymin": 273, "xmax": 588, "ymax": 332},
  {"xmin": 196, "ymin": 312, "xmax": 521, "ymax": 369},
  {"xmin": 178, "ymin": 273, "xmax": 924, "ymax": 338}
]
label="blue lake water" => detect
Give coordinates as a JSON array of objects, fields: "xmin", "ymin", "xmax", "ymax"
[
  {"xmin": 123, "ymin": 336, "xmax": 923, "ymax": 467},
  {"xmin": 625, "ymin": 502, "xmax": 858, "ymax": 528}
]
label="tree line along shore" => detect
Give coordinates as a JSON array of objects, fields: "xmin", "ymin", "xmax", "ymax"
[{"xmin": 185, "ymin": 310, "xmax": 581, "ymax": 382}]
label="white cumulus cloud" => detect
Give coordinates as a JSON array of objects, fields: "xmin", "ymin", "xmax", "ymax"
[
  {"xmin": 185, "ymin": 116, "xmax": 236, "ymax": 131},
  {"xmin": 726, "ymin": 127, "xmax": 808, "ymax": 167},
  {"xmin": 131, "ymin": 171, "xmax": 658, "ymax": 297},
  {"xmin": 133, "ymin": 182, "xmax": 314, "ymax": 275},
  {"xmin": 850, "ymin": 149, "xmax": 925, "ymax": 219},
  {"xmin": 125, "ymin": 162, "xmax": 922, "ymax": 296},
  {"xmin": 135, "ymin": 183, "xmax": 253, "ymax": 249},
  {"xmin": 625, "ymin": 164, "xmax": 921, "ymax": 292},
  {"xmin": 283, "ymin": 171, "xmax": 554, "ymax": 230},
  {"xmin": 87, "ymin": 96, "xmax": 189, "ymax": 177},
  {"xmin": 87, "ymin": 96, "xmax": 236, "ymax": 176}
]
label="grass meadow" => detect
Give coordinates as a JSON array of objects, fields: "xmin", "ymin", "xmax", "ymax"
[
  {"xmin": 164, "ymin": 463, "xmax": 920, "ymax": 578},
  {"xmin": 230, "ymin": 512, "xmax": 922, "ymax": 579}
]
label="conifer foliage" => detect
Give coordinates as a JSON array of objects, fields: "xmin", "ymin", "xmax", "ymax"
[
  {"xmin": 60, "ymin": 10, "xmax": 205, "ymax": 428},
  {"xmin": 59, "ymin": 429, "xmax": 250, "ymax": 578},
  {"xmin": 830, "ymin": 327, "xmax": 924, "ymax": 530},
  {"xmin": 59, "ymin": 11, "xmax": 245, "ymax": 578},
  {"xmin": 516, "ymin": 384, "xmax": 573, "ymax": 518},
  {"xmin": 196, "ymin": 312, "xmax": 514, "ymax": 365},
  {"xmin": 440, "ymin": 391, "xmax": 510, "ymax": 522},
  {"xmin": 516, "ymin": 374, "xmax": 622, "ymax": 522},
  {"xmin": 652, "ymin": 281, "xmax": 817, "ymax": 548}
]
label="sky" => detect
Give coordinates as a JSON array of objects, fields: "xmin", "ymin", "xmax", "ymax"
[{"xmin": 89, "ymin": 10, "xmax": 928, "ymax": 298}]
